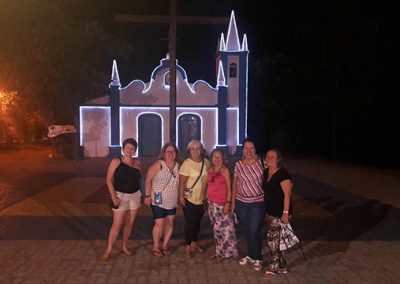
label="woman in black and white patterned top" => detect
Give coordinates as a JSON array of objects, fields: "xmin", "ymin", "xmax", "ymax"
[{"xmin": 144, "ymin": 143, "xmax": 180, "ymax": 257}]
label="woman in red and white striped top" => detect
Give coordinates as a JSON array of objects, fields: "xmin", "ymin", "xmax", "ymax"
[{"xmin": 232, "ymin": 138, "xmax": 265, "ymax": 272}]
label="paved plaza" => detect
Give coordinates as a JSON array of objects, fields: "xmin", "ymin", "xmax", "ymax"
[{"xmin": 0, "ymin": 146, "xmax": 399, "ymax": 283}]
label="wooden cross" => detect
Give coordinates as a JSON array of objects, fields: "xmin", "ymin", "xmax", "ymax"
[{"xmin": 115, "ymin": 0, "xmax": 229, "ymax": 145}]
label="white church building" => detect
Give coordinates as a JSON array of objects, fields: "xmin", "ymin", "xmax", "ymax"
[{"xmin": 79, "ymin": 11, "xmax": 249, "ymax": 157}]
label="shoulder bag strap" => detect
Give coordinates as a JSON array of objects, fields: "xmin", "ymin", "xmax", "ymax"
[{"xmin": 189, "ymin": 159, "xmax": 205, "ymax": 189}]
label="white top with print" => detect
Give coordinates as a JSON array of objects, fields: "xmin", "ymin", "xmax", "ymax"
[{"xmin": 151, "ymin": 160, "xmax": 180, "ymax": 209}]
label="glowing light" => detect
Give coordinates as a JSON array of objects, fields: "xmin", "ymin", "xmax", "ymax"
[
  {"xmin": 219, "ymin": 33, "xmax": 226, "ymax": 51},
  {"xmin": 110, "ymin": 60, "xmax": 121, "ymax": 87},
  {"xmin": 217, "ymin": 60, "xmax": 227, "ymax": 86},
  {"xmin": 0, "ymin": 90, "xmax": 19, "ymax": 116},
  {"xmin": 225, "ymin": 10, "xmax": 241, "ymax": 51},
  {"xmin": 242, "ymin": 34, "xmax": 248, "ymax": 51}
]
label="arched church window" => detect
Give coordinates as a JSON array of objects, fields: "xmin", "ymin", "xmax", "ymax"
[
  {"xmin": 229, "ymin": 63, "xmax": 237, "ymax": 78},
  {"xmin": 164, "ymin": 72, "xmax": 170, "ymax": 87},
  {"xmin": 178, "ymin": 114, "xmax": 201, "ymax": 152}
]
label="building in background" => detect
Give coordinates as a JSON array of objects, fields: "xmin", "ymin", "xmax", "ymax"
[{"xmin": 79, "ymin": 11, "xmax": 249, "ymax": 157}]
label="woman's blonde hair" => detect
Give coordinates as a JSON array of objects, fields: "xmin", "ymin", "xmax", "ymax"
[
  {"xmin": 209, "ymin": 148, "xmax": 228, "ymax": 167},
  {"xmin": 186, "ymin": 139, "xmax": 207, "ymax": 159}
]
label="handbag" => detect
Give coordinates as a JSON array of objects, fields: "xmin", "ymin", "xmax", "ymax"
[
  {"xmin": 279, "ymin": 223, "xmax": 299, "ymax": 250},
  {"xmin": 184, "ymin": 159, "xmax": 204, "ymax": 198},
  {"xmin": 279, "ymin": 222, "xmax": 307, "ymax": 260}
]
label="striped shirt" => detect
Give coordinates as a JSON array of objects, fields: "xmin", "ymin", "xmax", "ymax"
[{"xmin": 234, "ymin": 160, "xmax": 264, "ymax": 203}]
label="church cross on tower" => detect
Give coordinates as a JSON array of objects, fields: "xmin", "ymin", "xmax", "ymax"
[{"xmin": 115, "ymin": 0, "xmax": 229, "ymax": 144}]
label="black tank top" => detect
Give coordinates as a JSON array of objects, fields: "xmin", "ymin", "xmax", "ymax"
[{"xmin": 113, "ymin": 157, "xmax": 141, "ymax": 193}]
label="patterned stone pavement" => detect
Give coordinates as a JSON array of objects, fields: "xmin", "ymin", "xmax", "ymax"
[{"xmin": 0, "ymin": 146, "xmax": 399, "ymax": 283}]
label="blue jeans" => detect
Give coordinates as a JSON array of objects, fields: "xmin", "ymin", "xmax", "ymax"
[{"xmin": 235, "ymin": 200, "xmax": 265, "ymax": 261}]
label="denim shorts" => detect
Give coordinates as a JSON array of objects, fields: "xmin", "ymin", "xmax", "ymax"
[{"xmin": 151, "ymin": 205, "xmax": 177, "ymax": 219}]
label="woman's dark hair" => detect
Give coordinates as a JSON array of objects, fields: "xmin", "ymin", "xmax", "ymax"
[
  {"xmin": 242, "ymin": 138, "xmax": 256, "ymax": 148},
  {"xmin": 158, "ymin": 142, "xmax": 179, "ymax": 161},
  {"xmin": 266, "ymin": 148, "xmax": 284, "ymax": 168},
  {"xmin": 122, "ymin": 138, "xmax": 138, "ymax": 150}
]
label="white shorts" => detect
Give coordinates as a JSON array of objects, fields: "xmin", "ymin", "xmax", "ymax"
[{"xmin": 113, "ymin": 191, "xmax": 142, "ymax": 211}]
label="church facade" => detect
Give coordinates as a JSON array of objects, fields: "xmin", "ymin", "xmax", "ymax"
[{"xmin": 79, "ymin": 11, "xmax": 249, "ymax": 157}]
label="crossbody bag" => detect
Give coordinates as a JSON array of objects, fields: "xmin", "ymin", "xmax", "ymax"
[{"xmin": 184, "ymin": 159, "xmax": 205, "ymax": 199}]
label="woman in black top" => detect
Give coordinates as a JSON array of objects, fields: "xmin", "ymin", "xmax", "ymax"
[
  {"xmin": 100, "ymin": 138, "xmax": 142, "ymax": 261},
  {"xmin": 261, "ymin": 148, "xmax": 293, "ymax": 279}
]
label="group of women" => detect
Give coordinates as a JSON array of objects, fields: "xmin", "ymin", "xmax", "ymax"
[{"xmin": 100, "ymin": 137, "xmax": 293, "ymax": 280}]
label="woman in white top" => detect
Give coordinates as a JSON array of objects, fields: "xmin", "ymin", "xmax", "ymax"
[{"xmin": 144, "ymin": 143, "xmax": 180, "ymax": 256}]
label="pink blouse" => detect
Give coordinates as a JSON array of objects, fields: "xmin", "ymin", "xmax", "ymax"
[{"xmin": 207, "ymin": 171, "xmax": 228, "ymax": 206}]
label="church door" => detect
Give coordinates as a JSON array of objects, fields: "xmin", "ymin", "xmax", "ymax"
[
  {"xmin": 138, "ymin": 114, "xmax": 162, "ymax": 156},
  {"xmin": 178, "ymin": 114, "xmax": 201, "ymax": 152}
]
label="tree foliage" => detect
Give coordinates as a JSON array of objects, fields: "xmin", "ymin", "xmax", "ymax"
[{"xmin": 0, "ymin": 0, "xmax": 133, "ymax": 125}]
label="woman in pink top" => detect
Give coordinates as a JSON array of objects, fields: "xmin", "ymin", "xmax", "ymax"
[{"xmin": 207, "ymin": 149, "xmax": 238, "ymax": 262}]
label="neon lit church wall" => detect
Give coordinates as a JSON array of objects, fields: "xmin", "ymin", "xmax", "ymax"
[{"xmin": 79, "ymin": 11, "xmax": 248, "ymax": 157}]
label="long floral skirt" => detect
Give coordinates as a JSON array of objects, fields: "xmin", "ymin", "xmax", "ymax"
[
  {"xmin": 266, "ymin": 215, "xmax": 286, "ymax": 271},
  {"xmin": 207, "ymin": 200, "xmax": 238, "ymax": 259}
]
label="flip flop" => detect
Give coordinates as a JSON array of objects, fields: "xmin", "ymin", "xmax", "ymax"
[
  {"xmin": 191, "ymin": 245, "xmax": 204, "ymax": 252},
  {"xmin": 121, "ymin": 248, "xmax": 133, "ymax": 256},
  {"xmin": 99, "ymin": 252, "xmax": 110, "ymax": 261},
  {"xmin": 262, "ymin": 271, "xmax": 277, "ymax": 280},
  {"xmin": 152, "ymin": 250, "xmax": 163, "ymax": 257},
  {"xmin": 162, "ymin": 248, "xmax": 172, "ymax": 256}
]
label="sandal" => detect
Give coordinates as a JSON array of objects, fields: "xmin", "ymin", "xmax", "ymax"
[
  {"xmin": 162, "ymin": 248, "xmax": 172, "ymax": 256},
  {"xmin": 278, "ymin": 267, "xmax": 288, "ymax": 274},
  {"xmin": 262, "ymin": 271, "xmax": 277, "ymax": 280},
  {"xmin": 191, "ymin": 245, "xmax": 204, "ymax": 252},
  {"xmin": 185, "ymin": 248, "xmax": 192, "ymax": 258},
  {"xmin": 152, "ymin": 250, "xmax": 163, "ymax": 257},
  {"xmin": 213, "ymin": 256, "xmax": 222, "ymax": 263},
  {"xmin": 121, "ymin": 247, "xmax": 133, "ymax": 256},
  {"xmin": 253, "ymin": 260, "xmax": 262, "ymax": 271},
  {"xmin": 99, "ymin": 252, "xmax": 110, "ymax": 261}
]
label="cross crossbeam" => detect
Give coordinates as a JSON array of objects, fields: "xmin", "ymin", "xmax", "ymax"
[{"xmin": 115, "ymin": 1, "xmax": 228, "ymax": 144}]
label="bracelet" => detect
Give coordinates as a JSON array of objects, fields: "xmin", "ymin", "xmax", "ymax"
[
  {"xmin": 144, "ymin": 195, "xmax": 151, "ymax": 198},
  {"xmin": 283, "ymin": 210, "xmax": 289, "ymax": 214},
  {"xmin": 226, "ymin": 201, "xmax": 231, "ymax": 204}
]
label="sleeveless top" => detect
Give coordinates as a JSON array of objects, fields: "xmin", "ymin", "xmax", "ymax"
[
  {"xmin": 113, "ymin": 157, "xmax": 141, "ymax": 193},
  {"xmin": 207, "ymin": 170, "xmax": 228, "ymax": 206},
  {"xmin": 234, "ymin": 159, "xmax": 264, "ymax": 203},
  {"xmin": 151, "ymin": 160, "xmax": 180, "ymax": 209}
]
